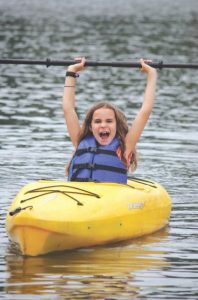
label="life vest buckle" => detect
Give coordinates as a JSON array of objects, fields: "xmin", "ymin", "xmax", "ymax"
[
  {"xmin": 88, "ymin": 147, "xmax": 97, "ymax": 153},
  {"xmin": 88, "ymin": 163, "xmax": 95, "ymax": 169}
]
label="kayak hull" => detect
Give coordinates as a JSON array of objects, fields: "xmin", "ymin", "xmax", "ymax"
[{"xmin": 6, "ymin": 178, "xmax": 172, "ymax": 256}]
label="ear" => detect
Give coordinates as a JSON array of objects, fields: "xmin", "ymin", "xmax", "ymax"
[{"xmin": 89, "ymin": 124, "xmax": 92, "ymax": 132}]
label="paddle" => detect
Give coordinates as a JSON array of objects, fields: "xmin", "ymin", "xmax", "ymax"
[{"xmin": 0, "ymin": 59, "xmax": 198, "ymax": 69}]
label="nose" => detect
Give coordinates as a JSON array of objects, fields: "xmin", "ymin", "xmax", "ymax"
[{"xmin": 100, "ymin": 122, "xmax": 107, "ymax": 128}]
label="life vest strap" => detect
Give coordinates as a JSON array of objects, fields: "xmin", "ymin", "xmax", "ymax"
[
  {"xmin": 75, "ymin": 147, "xmax": 117, "ymax": 156},
  {"xmin": 71, "ymin": 178, "xmax": 99, "ymax": 182},
  {"xmin": 73, "ymin": 163, "xmax": 127, "ymax": 174}
]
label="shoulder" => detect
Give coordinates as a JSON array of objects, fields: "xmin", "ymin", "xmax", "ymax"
[{"xmin": 78, "ymin": 135, "xmax": 96, "ymax": 147}]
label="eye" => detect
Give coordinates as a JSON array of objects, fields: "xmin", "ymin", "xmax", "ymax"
[
  {"xmin": 93, "ymin": 119, "xmax": 101, "ymax": 124},
  {"xmin": 106, "ymin": 119, "xmax": 113, "ymax": 123}
]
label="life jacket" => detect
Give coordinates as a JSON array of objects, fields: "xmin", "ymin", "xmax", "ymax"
[{"xmin": 68, "ymin": 135, "xmax": 127, "ymax": 183}]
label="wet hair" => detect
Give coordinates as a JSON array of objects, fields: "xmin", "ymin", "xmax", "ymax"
[{"xmin": 77, "ymin": 101, "xmax": 137, "ymax": 171}]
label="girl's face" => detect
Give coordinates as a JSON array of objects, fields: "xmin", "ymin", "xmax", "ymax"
[{"xmin": 90, "ymin": 108, "xmax": 117, "ymax": 145}]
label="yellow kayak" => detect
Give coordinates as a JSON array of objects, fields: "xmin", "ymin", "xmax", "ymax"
[{"xmin": 6, "ymin": 178, "xmax": 172, "ymax": 256}]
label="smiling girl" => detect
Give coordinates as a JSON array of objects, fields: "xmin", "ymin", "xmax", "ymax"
[{"xmin": 63, "ymin": 57, "xmax": 157, "ymax": 183}]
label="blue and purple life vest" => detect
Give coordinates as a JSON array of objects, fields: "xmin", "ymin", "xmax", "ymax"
[{"xmin": 68, "ymin": 135, "xmax": 127, "ymax": 183}]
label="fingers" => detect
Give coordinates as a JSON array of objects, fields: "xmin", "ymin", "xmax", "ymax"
[
  {"xmin": 140, "ymin": 58, "xmax": 151, "ymax": 68},
  {"xmin": 74, "ymin": 57, "xmax": 86, "ymax": 67},
  {"xmin": 140, "ymin": 58, "xmax": 147, "ymax": 72},
  {"xmin": 140, "ymin": 58, "xmax": 156, "ymax": 73},
  {"xmin": 141, "ymin": 58, "xmax": 152, "ymax": 64},
  {"xmin": 68, "ymin": 57, "xmax": 86, "ymax": 72}
]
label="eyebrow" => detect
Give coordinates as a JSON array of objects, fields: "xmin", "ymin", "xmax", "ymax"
[{"xmin": 93, "ymin": 118, "xmax": 114, "ymax": 121}]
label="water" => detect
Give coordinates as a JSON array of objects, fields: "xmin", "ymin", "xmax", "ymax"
[{"xmin": 0, "ymin": 0, "xmax": 198, "ymax": 298}]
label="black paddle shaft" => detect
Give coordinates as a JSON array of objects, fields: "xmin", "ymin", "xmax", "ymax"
[{"xmin": 0, "ymin": 59, "xmax": 198, "ymax": 69}]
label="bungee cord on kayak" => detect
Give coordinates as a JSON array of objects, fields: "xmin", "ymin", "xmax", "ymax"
[
  {"xmin": 21, "ymin": 184, "xmax": 101, "ymax": 205},
  {"xmin": 9, "ymin": 206, "xmax": 33, "ymax": 217},
  {"xmin": 127, "ymin": 177, "xmax": 157, "ymax": 188},
  {"xmin": 8, "ymin": 184, "xmax": 102, "ymax": 215}
]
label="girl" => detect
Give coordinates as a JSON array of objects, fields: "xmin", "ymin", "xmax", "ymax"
[{"xmin": 63, "ymin": 58, "xmax": 157, "ymax": 183}]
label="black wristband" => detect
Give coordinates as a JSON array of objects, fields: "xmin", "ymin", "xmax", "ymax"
[{"xmin": 65, "ymin": 71, "xmax": 79, "ymax": 78}]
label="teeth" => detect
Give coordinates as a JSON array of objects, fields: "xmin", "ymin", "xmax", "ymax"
[{"xmin": 99, "ymin": 131, "xmax": 109, "ymax": 137}]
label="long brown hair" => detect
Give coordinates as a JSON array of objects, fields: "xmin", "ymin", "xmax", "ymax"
[{"xmin": 77, "ymin": 101, "xmax": 137, "ymax": 171}]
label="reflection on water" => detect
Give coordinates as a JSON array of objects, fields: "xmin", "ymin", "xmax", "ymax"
[
  {"xmin": 5, "ymin": 229, "xmax": 169, "ymax": 299},
  {"xmin": 0, "ymin": 0, "xmax": 198, "ymax": 299}
]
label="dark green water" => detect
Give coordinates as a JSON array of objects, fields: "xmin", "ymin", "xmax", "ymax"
[{"xmin": 0, "ymin": 0, "xmax": 198, "ymax": 299}]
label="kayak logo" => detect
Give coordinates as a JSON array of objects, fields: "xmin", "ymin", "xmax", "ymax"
[{"xmin": 128, "ymin": 202, "xmax": 144, "ymax": 209}]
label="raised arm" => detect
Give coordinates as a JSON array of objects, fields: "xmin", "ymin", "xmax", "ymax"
[
  {"xmin": 62, "ymin": 57, "xmax": 86, "ymax": 148},
  {"xmin": 125, "ymin": 59, "xmax": 157, "ymax": 157}
]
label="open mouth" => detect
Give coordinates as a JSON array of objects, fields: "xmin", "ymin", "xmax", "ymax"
[{"xmin": 99, "ymin": 131, "xmax": 110, "ymax": 138}]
